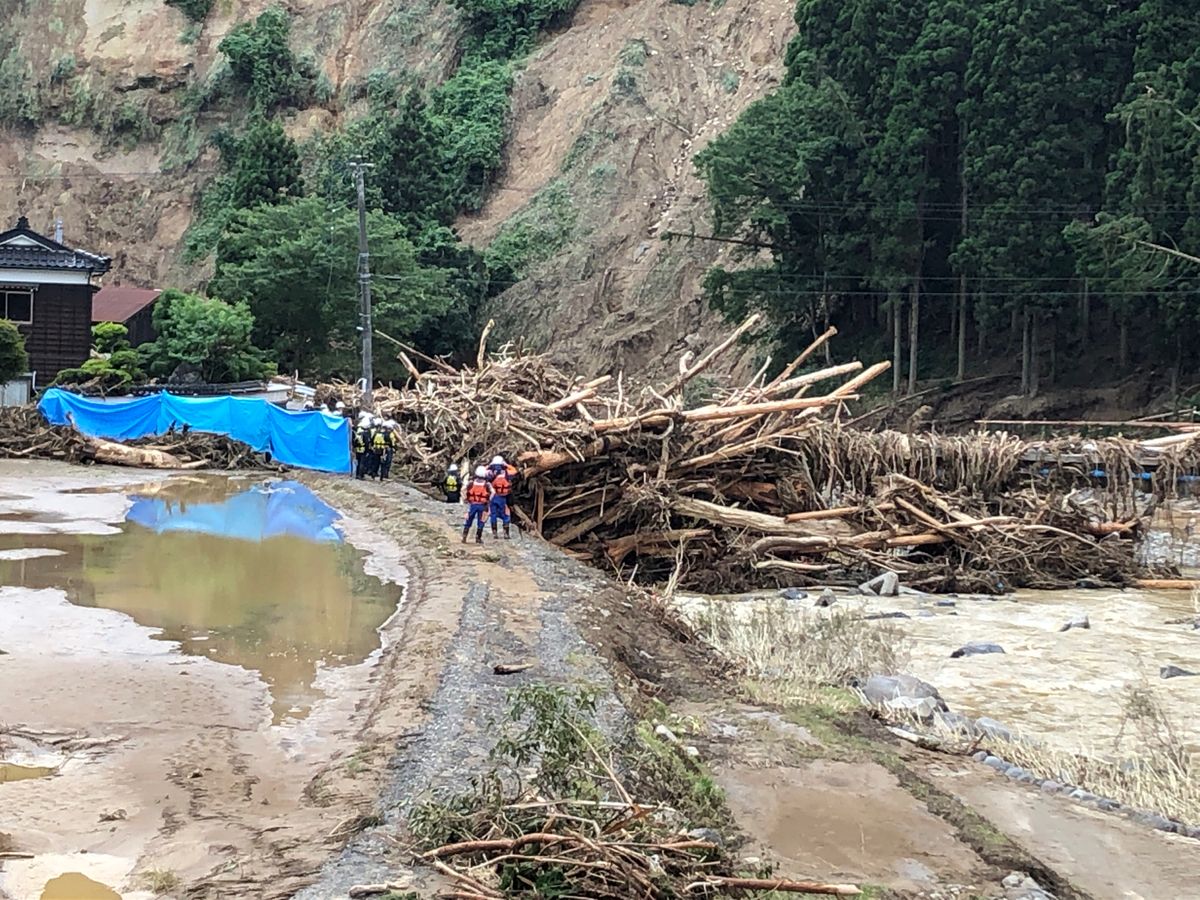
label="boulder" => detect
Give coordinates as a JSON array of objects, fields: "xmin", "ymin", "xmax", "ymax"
[
  {"xmin": 814, "ymin": 588, "xmax": 837, "ymax": 608},
  {"xmin": 778, "ymin": 587, "xmax": 807, "ymax": 601},
  {"xmin": 1059, "ymin": 615, "xmax": 1090, "ymax": 632},
  {"xmin": 858, "ymin": 571, "xmax": 900, "ymax": 597},
  {"xmin": 975, "ymin": 717, "xmax": 1013, "ymax": 741},
  {"xmin": 951, "ymin": 642, "xmax": 1006, "ymax": 658},
  {"xmin": 934, "ymin": 599, "xmax": 957, "ymax": 608},
  {"xmin": 860, "ymin": 673, "xmax": 947, "ymax": 719},
  {"xmin": 935, "ymin": 710, "xmax": 979, "ymax": 736},
  {"xmin": 1160, "ymin": 665, "xmax": 1197, "ymax": 679}
]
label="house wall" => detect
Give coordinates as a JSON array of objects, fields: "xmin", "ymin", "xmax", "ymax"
[
  {"xmin": 17, "ymin": 283, "xmax": 93, "ymax": 382},
  {"xmin": 124, "ymin": 304, "xmax": 157, "ymax": 347}
]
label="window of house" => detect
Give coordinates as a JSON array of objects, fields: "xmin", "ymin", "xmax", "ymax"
[{"xmin": 1, "ymin": 290, "xmax": 33, "ymax": 324}]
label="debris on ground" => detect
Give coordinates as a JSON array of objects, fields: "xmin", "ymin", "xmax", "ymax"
[
  {"xmin": 319, "ymin": 322, "xmax": 1194, "ymax": 593},
  {"xmin": 404, "ymin": 684, "xmax": 862, "ymax": 898},
  {"xmin": 0, "ymin": 406, "xmax": 274, "ymax": 470}
]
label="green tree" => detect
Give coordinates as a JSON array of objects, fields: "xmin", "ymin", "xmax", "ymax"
[
  {"xmin": 866, "ymin": 0, "xmax": 970, "ymax": 392},
  {"xmin": 140, "ymin": 289, "xmax": 274, "ymax": 383},
  {"xmin": 430, "ymin": 59, "xmax": 514, "ymax": 209},
  {"xmin": 217, "ymin": 6, "xmax": 308, "ymax": 109},
  {"xmin": 962, "ymin": 0, "xmax": 1121, "ymax": 394},
  {"xmin": 229, "ymin": 119, "xmax": 303, "ymax": 208},
  {"xmin": 210, "ymin": 197, "xmax": 470, "ymax": 379},
  {"xmin": 451, "ymin": 0, "xmax": 581, "ymax": 60},
  {"xmin": 695, "ymin": 72, "xmax": 864, "ymax": 361},
  {"xmin": 0, "ymin": 319, "xmax": 28, "ymax": 382},
  {"xmin": 164, "ymin": 0, "xmax": 213, "ymax": 22},
  {"xmin": 53, "ymin": 323, "xmax": 144, "ymax": 389}
]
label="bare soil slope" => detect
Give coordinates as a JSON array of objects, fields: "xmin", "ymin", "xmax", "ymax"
[
  {"xmin": 2, "ymin": 0, "xmax": 785, "ymax": 384},
  {"xmin": 463, "ymin": 0, "xmax": 796, "ymax": 380}
]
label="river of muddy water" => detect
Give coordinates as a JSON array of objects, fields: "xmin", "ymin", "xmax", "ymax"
[
  {"xmin": 0, "ymin": 462, "xmax": 405, "ymax": 900},
  {"xmin": 678, "ymin": 573, "xmax": 1200, "ymax": 759}
]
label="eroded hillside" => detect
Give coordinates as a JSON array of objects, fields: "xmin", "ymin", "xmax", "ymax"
[{"xmin": 0, "ymin": 0, "xmax": 787, "ymax": 380}]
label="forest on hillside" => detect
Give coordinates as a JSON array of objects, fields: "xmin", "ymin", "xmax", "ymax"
[{"xmin": 697, "ymin": 0, "xmax": 1200, "ymax": 399}]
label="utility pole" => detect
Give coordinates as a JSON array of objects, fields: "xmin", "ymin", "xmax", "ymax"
[{"xmin": 350, "ymin": 160, "xmax": 375, "ymax": 411}]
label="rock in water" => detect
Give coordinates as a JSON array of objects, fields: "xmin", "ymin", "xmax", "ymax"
[
  {"xmin": 861, "ymin": 673, "xmax": 947, "ymax": 719},
  {"xmin": 814, "ymin": 588, "xmax": 837, "ymax": 608},
  {"xmin": 934, "ymin": 709, "xmax": 979, "ymax": 736},
  {"xmin": 950, "ymin": 642, "xmax": 1006, "ymax": 658},
  {"xmin": 1059, "ymin": 614, "xmax": 1090, "ymax": 632},
  {"xmin": 975, "ymin": 717, "xmax": 1013, "ymax": 741},
  {"xmin": 858, "ymin": 571, "xmax": 900, "ymax": 597},
  {"xmin": 1160, "ymin": 665, "xmax": 1198, "ymax": 679},
  {"xmin": 779, "ymin": 587, "xmax": 807, "ymax": 601}
]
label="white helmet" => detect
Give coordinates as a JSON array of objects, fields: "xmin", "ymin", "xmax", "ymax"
[
  {"xmin": 491, "ymin": 455, "xmax": 505, "ymax": 466},
  {"xmin": 449, "ymin": 463, "xmax": 459, "ymax": 472},
  {"xmin": 475, "ymin": 466, "xmax": 487, "ymax": 478},
  {"xmin": 358, "ymin": 411, "xmax": 371, "ymax": 422}
]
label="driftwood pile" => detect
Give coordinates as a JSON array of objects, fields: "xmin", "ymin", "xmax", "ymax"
[
  {"xmin": 320, "ymin": 321, "xmax": 1192, "ymax": 593},
  {"xmin": 0, "ymin": 407, "xmax": 272, "ymax": 470}
]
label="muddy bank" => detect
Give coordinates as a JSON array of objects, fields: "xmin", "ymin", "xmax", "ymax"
[{"xmin": 0, "ymin": 462, "xmax": 409, "ymax": 900}]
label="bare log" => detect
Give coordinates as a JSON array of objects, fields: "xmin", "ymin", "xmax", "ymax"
[
  {"xmin": 85, "ymin": 437, "xmax": 184, "ymax": 469},
  {"xmin": 663, "ymin": 313, "xmax": 761, "ymax": 397},
  {"xmin": 686, "ymin": 875, "xmax": 861, "ymax": 895}
]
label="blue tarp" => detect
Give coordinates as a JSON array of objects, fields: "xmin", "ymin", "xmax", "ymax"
[
  {"xmin": 126, "ymin": 481, "xmax": 343, "ymax": 543},
  {"xmin": 38, "ymin": 388, "xmax": 352, "ymax": 474}
]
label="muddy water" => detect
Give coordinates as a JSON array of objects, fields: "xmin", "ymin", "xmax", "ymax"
[
  {"xmin": 38, "ymin": 873, "xmax": 119, "ymax": 900},
  {"xmin": 0, "ymin": 477, "xmax": 399, "ymax": 722},
  {"xmin": 0, "ymin": 463, "xmax": 409, "ymax": 900},
  {"xmin": 0, "ymin": 764, "xmax": 55, "ymax": 784},
  {"xmin": 894, "ymin": 587, "xmax": 1200, "ymax": 754},
  {"xmin": 678, "ymin": 580, "xmax": 1200, "ymax": 758}
]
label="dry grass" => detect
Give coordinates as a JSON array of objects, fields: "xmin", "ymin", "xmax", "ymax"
[
  {"xmin": 684, "ymin": 597, "xmax": 908, "ymax": 705},
  {"xmin": 137, "ymin": 869, "xmax": 180, "ymax": 895},
  {"xmin": 929, "ymin": 682, "xmax": 1200, "ymax": 827}
]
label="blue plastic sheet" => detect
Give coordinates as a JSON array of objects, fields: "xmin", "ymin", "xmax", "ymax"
[
  {"xmin": 38, "ymin": 388, "xmax": 352, "ymax": 474},
  {"xmin": 125, "ymin": 481, "xmax": 343, "ymax": 543}
]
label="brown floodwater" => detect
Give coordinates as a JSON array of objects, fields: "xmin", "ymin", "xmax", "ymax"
[
  {"xmin": 0, "ymin": 477, "xmax": 400, "ymax": 723},
  {"xmin": 0, "ymin": 763, "xmax": 55, "ymax": 784},
  {"xmin": 39, "ymin": 873, "xmax": 120, "ymax": 900}
]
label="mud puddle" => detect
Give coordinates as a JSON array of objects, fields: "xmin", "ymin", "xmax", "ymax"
[
  {"xmin": 0, "ymin": 462, "xmax": 409, "ymax": 900},
  {"xmin": 38, "ymin": 873, "xmax": 120, "ymax": 900},
  {"xmin": 0, "ymin": 476, "xmax": 399, "ymax": 722},
  {"xmin": 0, "ymin": 764, "xmax": 55, "ymax": 784}
]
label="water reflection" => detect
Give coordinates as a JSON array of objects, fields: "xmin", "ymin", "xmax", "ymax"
[{"xmin": 0, "ymin": 479, "xmax": 399, "ymax": 723}]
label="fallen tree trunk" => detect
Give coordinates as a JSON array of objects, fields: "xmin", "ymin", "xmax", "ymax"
[{"xmin": 84, "ymin": 436, "xmax": 184, "ymax": 469}]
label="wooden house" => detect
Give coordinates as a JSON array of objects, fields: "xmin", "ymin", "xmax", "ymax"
[
  {"xmin": 0, "ymin": 215, "xmax": 111, "ymax": 383},
  {"xmin": 92, "ymin": 286, "xmax": 161, "ymax": 347}
]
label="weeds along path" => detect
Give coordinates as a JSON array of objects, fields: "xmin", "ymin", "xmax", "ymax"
[{"xmin": 295, "ymin": 475, "xmax": 1093, "ymax": 899}]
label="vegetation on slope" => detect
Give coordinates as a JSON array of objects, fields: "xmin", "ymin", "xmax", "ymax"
[{"xmin": 698, "ymin": 0, "xmax": 1200, "ymax": 397}]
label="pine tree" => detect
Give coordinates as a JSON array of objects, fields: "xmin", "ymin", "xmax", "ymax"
[
  {"xmin": 963, "ymin": 0, "xmax": 1119, "ymax": 394},
  {"xmin": 229, "ymin": 119, "xmax": 303, "ymax": 209}
]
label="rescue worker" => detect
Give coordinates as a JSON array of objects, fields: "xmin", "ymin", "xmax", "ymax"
[
  {"xmin": 487, "ymin": 454, "xmax": 508, "ymax": 481},
  {"xmin": 462, "ymin": 466, "xmax": 492, "ymax": 544},
  {"xmin": 379, "ymin": 419, "xmax": 399, "ymax": 480},
  {"xmin": 354, "ymin": 413, "xmax": 372, "ymax": 480},
  {"xmin": 443, "ymin": 463, "xmax": 461, "ymax": 503},
  {"xmin": 489, "ymin": 462, "xmax": 512, "ymax": 539},
  {"xmin": 365, "ymin": 417, "xmax": 385, "ymax": 479}
]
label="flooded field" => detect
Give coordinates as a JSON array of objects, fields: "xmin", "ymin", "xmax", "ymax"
[{"xmin": 0, "ymin": 462, "xmax": 406, "ymax": 900}]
